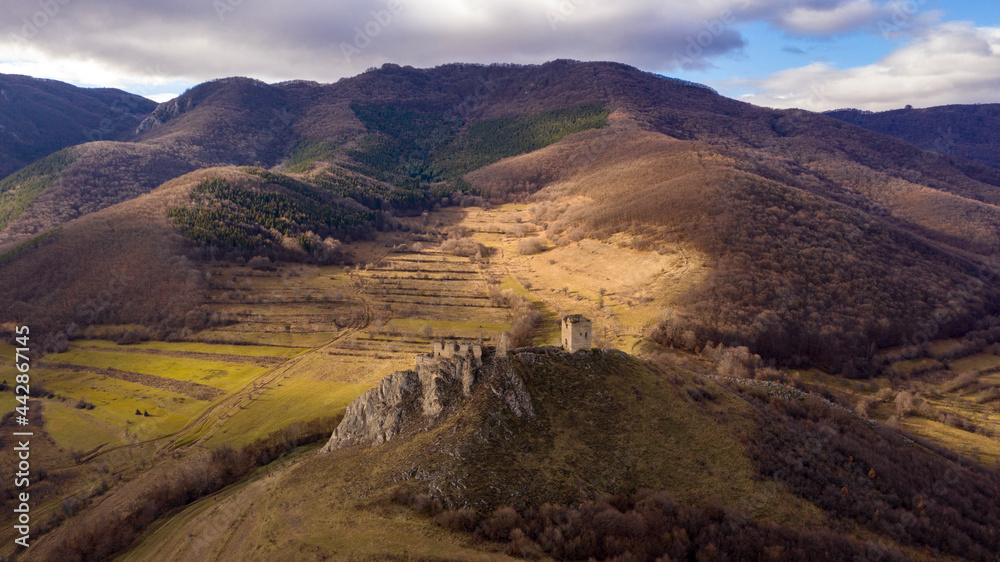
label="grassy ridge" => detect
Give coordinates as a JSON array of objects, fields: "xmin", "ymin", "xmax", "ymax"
[{"xmin": 114, "ymin": 351, "xmax": 830, "ymax": 560}]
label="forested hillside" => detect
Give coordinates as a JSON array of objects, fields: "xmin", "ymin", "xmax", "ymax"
[
  {"xmin": 828, "ymin": 104, "xmax": 1000, "ymax": 170},
  {"xmin": 0, "ymin": 74, "xmax": 155, "ymax": 178}
]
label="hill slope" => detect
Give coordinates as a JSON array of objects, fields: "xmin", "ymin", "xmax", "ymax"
[
  {"xmin": 827, "ymin": 104, "xmax": 1000, "ymax": 170},
  {"xmin": 34, "ymin": 350, "xmax": 999, "ymax": 560},
  {"xmin": 4, "ymin": 60, "xmax": 1000, "ymax": 372},
  {"xmin": 0, "ymin": 74, "xmax": 155, "ymax": 178}
]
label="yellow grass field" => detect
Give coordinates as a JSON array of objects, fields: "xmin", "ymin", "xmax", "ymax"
[
  {"xmin": 46, "ymin": 347, "xmax": 268, "ymax": 392},
  {"xmin": 80, "ymin": 339, "xmax": 309, "ymax": 359},
  {"xmin": 37, "ymin": 368, "xmax": 210, "ymax": 447}
]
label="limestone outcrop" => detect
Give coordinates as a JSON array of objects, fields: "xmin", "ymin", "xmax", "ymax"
[{"xmin": 321, "ymin": 347, "xmax": 533, "ymax": 452}]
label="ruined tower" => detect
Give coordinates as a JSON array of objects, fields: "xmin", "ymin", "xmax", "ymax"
[{"xmin": 561, "ymin": 315, "xmax": 592, "ymax": 352}]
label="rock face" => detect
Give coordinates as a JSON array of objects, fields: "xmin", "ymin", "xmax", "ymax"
[
  {"xmin": 323, "ymin": 370, "xmax": 421, "ymax": 449},
  {"xmin": 322, "ymin": 349, "xmax": 533, "ymax": 452}
]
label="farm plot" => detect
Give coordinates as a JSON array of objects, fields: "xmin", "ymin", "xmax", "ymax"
[
  {"xmin": 36, "ymin": 368, "xmax": 209, "ymax": 450},
  {"xmin": 43, "ymin": 347, "xmax": 268, "ymax": 393},
  {"xmin": 80, "ymin": 339, "xmax": 308, "ymax": 359},
  {"xmin": 191, "ymin": 247, "xmax": 512, "ymax": 446},
  {"xmin": 358, "ymin": 249, "xmax": 509, "ymax": 343},
  {"xmin": 202, "ymin": 264, "xmax": 366, "ymax": 336}
]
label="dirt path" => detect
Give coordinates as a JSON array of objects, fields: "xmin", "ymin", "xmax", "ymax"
[{"xmin": 158, "ymin": 287, "xmax": 375, "ymax": 450}]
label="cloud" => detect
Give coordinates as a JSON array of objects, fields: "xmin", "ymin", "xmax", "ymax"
[
  {"xmin": 0, "ymin": 0, "xmax": 900, "ymax": 89},
  {"xmin": 773, "ymin": 0, "xmax": 885, "ymax": 35},
  {"xmin": 781, "ymin": 46, "xmax": 807, "ymax": 55},
  {"xmin": 0, "ymin": 0, "xmax": 982, "ymax": 115},
  {"xmin": 741, "ymin": 22, "xmax": 1000, "ymax": 111}
]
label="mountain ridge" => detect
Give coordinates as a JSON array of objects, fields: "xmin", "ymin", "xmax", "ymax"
[
  {"xmin": 2, "ymin": 60, "xmax": 1000, "ymax": 371},
  {"xmin": 0, "ymin": 73, "xmax": 156, "ymax": 178},
  {"xmin": 827, "ymin": 104, "xmax": 1000, "ymax": 170}
]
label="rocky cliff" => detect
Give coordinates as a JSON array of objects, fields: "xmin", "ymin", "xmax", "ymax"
[{"xmin": 322, "ymin": 349, "xmax": 534, "ymax": 452}]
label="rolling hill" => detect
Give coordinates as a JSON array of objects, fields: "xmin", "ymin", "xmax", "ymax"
[
  {"xmin": 4, "ymin": 60, "xmax": 1000, "ymax": 368},
  {"xmin": 3, "ymin": 60, "xmax": 1000, "ymax": 560},
  {"xmin": 26, "ymin": 350, "xmax": 1000, "ymax": 560},
  {"xmin": 828, "ymin": 104, "xmax": 1000, "ymax": 170},
  {"xmin": 0, "ymin": 74, "xmax": 155, "ymax": 178}
]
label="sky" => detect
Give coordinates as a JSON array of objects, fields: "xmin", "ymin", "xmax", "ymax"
[{"xmin": 1, "ymin": 0, "xmax": 999, "ymax": 111}]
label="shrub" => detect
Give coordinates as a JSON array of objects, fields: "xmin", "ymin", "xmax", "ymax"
[
  {"xmin": 441, "ymin": 238, "xmax": 488, "ymax": 258},
  {"xmin": 517, "ymin": 237, "xmax": 547, "ymax": 255},
  {"xmin": 477, "ymin": 506, "xmax": 522, "ymax": 541},
  {"xmin": 248, "ymin": 255, "xmax": 277, "ymax": 271},
  {"xmin": 426, "ymin": 491, "xmax": 906, "ymax": 561},
  {"xmin": 74, "ymin": 399, "xmax": 95, "ymax": 410},
  {"xmin": 432, "ymin": 508, "xmax": 478, "ymax": 532}
]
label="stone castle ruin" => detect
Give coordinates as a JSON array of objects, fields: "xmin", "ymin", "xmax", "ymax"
[
  {"xmin": 561, "ymin": 314, "xmax": 592, "ymax": 352},
  {"xmin": 431, "ymin": 340, "xmax": 483, "ymax": 362},
  {"xmin": 322, "ymin": 323, "xmax": 599, "ymax": 452},
  {"xmin": 323, "ymin": 339, "xmax": 533, "ymax": 451}
]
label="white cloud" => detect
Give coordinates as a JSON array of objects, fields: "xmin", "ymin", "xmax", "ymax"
[
  {"xmin": 741, "ymin": 22, "xmax": 1000, "ymax": 111},
  {"xmin": 0, "ymin": 0, "xmax": 897, "ymax": 88},
  {"xmin": 2, "ymin": 0, "xmax": 986, "ymax": 114},
  {"xmin": 777, "ymin": 0, "xmax": 884, "ymax": 35}
]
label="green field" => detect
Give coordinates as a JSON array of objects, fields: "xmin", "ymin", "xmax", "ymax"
[
  {"xmin": 37, "ymin": 369, "xmax": 210, "ymax": 444},
  {"xmin": 891, "ymin": 357, "xmax": 943, "ymax": 375},
  {"xmin": 0, "ymin": 393, "xmax": 17, "ymax": 416},
  {"xmin": 45, "ymin": 348, "xmax": 267, "ymax": 392},
  {"xmin": 202, "ymin": 379, "xmax": 370, "ymax": 448},
  {"xmin": 79, "ymin": 339, "xmax": 308, "ymax": 359},
  {"xmin": 902, "ymin": 417, "xmax": 1000, "ymax": 465},
  {"xmin": 42, "ymin": 399, "xmax": 121, "ymax": 452},
  {"xmin": 949, "ymin": 353, "xmax": 1000, "ymax": 373},
  {"xmin": 0, "ymin": 342, "xmax": 15, "ymax": 365}
]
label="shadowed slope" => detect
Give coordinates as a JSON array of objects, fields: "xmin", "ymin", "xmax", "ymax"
[{"xmin": 0, "ymin": 74, "xmax": 155, "ymax": 178}]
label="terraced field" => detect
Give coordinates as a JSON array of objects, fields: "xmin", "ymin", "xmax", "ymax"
[
  {"xmin": 163, "ymin": 245, "xmax": 513, "ymax": 449},
  {"xmin": 0, "ymin": 234, "xmax": 524, "ymax": 552}
]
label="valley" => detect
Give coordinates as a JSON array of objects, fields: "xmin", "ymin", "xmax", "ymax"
[
  {"xmin": 0, "ymin": 199, "xmax": 711, "ymax": 559},
  {"xmin": 3, "ymin": 199, "xmax": 999, "ymax": 560},
  {"xmin": 1, "ymin": 60, "xmax": 999, "ymax": 560}
]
